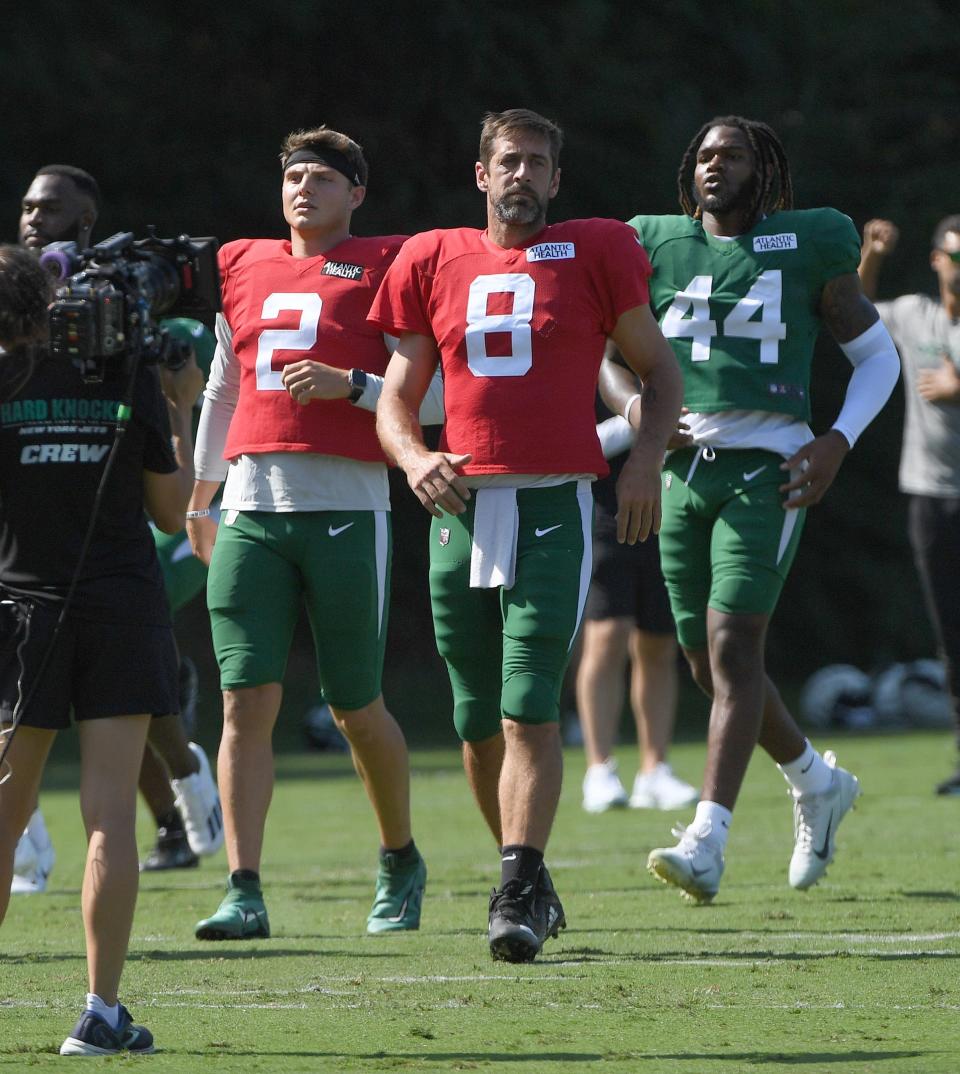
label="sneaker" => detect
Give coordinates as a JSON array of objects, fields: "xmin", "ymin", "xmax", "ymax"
[
  {"xmin": 647, "ymin": 821, "xmax": 725, "ymax": 904},
  {"xmin": 536, "ymin": 863, "xmax": 567, "ymax": 942},
  {"xmin": 172, "ymin": 743, "xmax": 224, "ymax": 857},
  {"xmin": 195, "ymin": 875, "xmax": 270, "ymax": 940},
  {"xmin": 582, "ymin": 759, "xmax": 628, "ymax": 813},
  {"xmin": 488, "ymin": 877, "xmax": 548, "ymax": 962},
  {"xmin": 366, "ymin": 849, "xmax": 427, "ymax": 933},
  {"xmin": 935, "ymin": 767, "xmax": 960, "ymax": 796},
  {"xmin": 10, "ymin": 831, "xmax": 55, "ymax": 895},
  {"xmin": 630, "ymin": 764, "xmax": 699, "ymax": 810},
  {"xmin": 140, "ymin": 825, "xmax": 199, "ymax": 872},
  {"xmin": 60, "ymin": 1004, "xmax": 155, "ymax": 1056},
  {"xmin": 789, "ymin": 750, "xmax": 860, "ymax": 890}
]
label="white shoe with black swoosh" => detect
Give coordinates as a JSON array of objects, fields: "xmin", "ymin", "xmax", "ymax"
[
  {"xmin": 788, "ymin": 750, "xmax": 860, "ymax": 890},
  {"xmin": 647, "ymin": 820, "xmax": 725, "ymax": 904}
]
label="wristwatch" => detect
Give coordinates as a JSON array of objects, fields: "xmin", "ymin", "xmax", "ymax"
[{"xmin": 347, "ymin": 368, "xmax": 367, "ymax": 403}]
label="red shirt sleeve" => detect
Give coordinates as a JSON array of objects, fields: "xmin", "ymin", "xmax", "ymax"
[
  {"xmin": 589, "ymin": 219, "xmax": 652, "ymax": 334},
  {"xmin": 367, "ymin": 232, "xmax": 436, "ymax": 338}
]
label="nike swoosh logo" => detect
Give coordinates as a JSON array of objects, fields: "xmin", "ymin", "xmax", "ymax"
[
  {"xmin": 328, "ymin": 523, "xmax": 354, "ymax": 537},
  {"xmin": 690, "ymin": 865, "xmax": 713, "ymax": 877},
  {"xmin": 241, "ymin": 909, "xmax": 266, "ymax": 925},
  {"xmin": 800, "ymin": 758, "xmax": 814, "ymax": 774},
  {"xmin": 501, "ymin": 853, "xmax": 518, "ymax": 861},
  {"xmin": 813, "ymin": 812, "xmax": 834, "ymax": 860},
  {"xmin": 742, "ymin": 466, "xmax": 767, "ymax": 482},
  {"xmin": 386, "ymin": 896, "xmax": 410, "ymax": 923},
  {"xmin": 535, "ymin": 525, "xmax": 562, "ymax": 537}
]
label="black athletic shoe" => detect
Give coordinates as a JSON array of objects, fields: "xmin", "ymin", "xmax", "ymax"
[
  {"xmin": 537, "ymin": 864, "xmax": 567, "ymax": 942},
  {"xmin": 488, "ymin": 878, "xmax": 546, "ymax": 963},
  {"xmin": 935, "ymin": 768, "xmax": 960, "ymax": 796},
  {"xmin": 140, "ymin": 826, "xmax": 199, "ymax": 872}
]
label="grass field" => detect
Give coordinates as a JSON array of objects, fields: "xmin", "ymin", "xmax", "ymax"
[{"xmin": 1, "ymin": 730, "xmax": 958, "ymax": 1072}]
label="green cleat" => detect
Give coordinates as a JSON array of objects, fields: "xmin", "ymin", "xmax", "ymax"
[
  {"xmin": 366, "ymin": 849, "xmax": 426, "ymax": 933},
  {"xmin": 195, "ymin": 875, "xmax": 270, "ymax": 940}
]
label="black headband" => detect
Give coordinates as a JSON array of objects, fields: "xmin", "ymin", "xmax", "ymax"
[{"xmin": 282, "ymin": 147, "xmax": 361, "ymax": 186}]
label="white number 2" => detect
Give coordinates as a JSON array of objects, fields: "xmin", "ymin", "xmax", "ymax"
[
  {"xmin": 465, "ymin": 273, "xmax": 535, "ymax": 377},
  {"xmin": 256, "ymin": 293, "xmax": 323, "ymax": 390},
  {"xmin": 661, "ymin": 270, "xmax": 786, "ymax": 365}
]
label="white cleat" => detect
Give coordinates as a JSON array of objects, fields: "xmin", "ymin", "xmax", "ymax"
[
  {"xmin": 172, "ymin": 743, "xmax": 224, "ymax": 857},
  {"xmin": 11, "ymin": 831, "xmax": 55, "ymax": 894},
  {"xmin": 647, "ymin": 821, "xmax": 724, "ymax": 904},
  {"xmin": 582, "ymin": 759, "xmax": 629, "ymax": 813},
  {"xmin": 629, "ymin": 764, "xmax": 699, "ymax": 810},
  {"xmin": 789, "ymin": 750, "xmax": 861, "ymax": 890}
]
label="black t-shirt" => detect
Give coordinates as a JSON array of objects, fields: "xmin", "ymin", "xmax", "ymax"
[{"xmin": 0, "ymin": 353, "xmax": 176, "ymax": 623}]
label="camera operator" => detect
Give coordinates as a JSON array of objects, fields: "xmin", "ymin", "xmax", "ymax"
[
  {"xmin": 0, "ymin": 242, "xmax": 201, "ymax": 1056},
  {"xmin": 11, "ymin": 166, "xmax": 222, "ymax": 892}
]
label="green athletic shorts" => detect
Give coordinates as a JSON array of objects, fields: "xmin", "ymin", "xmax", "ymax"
[
  {"xmin": 658, "ymin": 446, "xmax": 806, "ymax": 651},
  {"xmin": 429, "ymin": 480, "xmax": 593, "ymax": 742},
  {"xmin": 206, "ymin": 509, "xmax": 391, "ymax": 708},
  {"xmin": 152, "ymin": 526, "xmax": 208, "ymax": 615}
]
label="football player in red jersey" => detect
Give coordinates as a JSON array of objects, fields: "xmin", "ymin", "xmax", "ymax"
[
  {"xmin": 186, "ymin": 126, "xmax": 426, "ymax": 940},
  {"xmin": 371, "ymin": 109, "xmax": 683, "ymax": 963}
]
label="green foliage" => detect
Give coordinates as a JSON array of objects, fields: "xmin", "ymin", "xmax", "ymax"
[{"xmin": 2, "ymin": 734, "xmax": 959, "ymax": 1071}]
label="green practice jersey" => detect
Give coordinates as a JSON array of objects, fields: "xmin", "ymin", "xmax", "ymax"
[{"xmin": 629, "ymin": 209, "xmax": 860, "ymax": 420}]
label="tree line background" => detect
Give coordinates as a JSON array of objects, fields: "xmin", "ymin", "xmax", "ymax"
[{"xmin": 2, "ymin": 1, "xmax": 957, "ymax": 741}]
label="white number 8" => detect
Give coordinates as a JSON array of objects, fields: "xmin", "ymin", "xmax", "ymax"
[{"xmin": 465, "ymin": 273, "xmax": 535, "ymax": 377}]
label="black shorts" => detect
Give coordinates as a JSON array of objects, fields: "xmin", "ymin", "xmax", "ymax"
[
  {"xmin": 583, "ymin": 506, "xmax": 675, "ymax": 634},
  {"xmin": 0, "ymin": 601, "xmax": 179, "ymax": 730}
]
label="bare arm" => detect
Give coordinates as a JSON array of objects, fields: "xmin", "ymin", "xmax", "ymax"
[
  {"xmin": 143, "ymin": 356, "xmax": 204, "ymax": 534},
  {"xmin": 857, "ymin": 218, "xmax": 899, "ymax": 301},
  {"xmin": 376, "ymin": 333, "xmax": 471, "ymax": 517},
  {"xmin": 607, "ymin": 304, "xmax": 684, "ymax": 544}
]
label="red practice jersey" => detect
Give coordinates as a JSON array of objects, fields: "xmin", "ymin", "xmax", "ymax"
[
  {"xmin": 221, "ymin": 235, "xmax": 406, "ymax": 463},
  {"xmin": 368, "ymin": 219, "xmax": 651, "ymax": 477}
]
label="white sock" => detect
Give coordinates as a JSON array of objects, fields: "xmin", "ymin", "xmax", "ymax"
[
  {"xmin": 778, "ymin": 741, "xmax": 832, "ymax": 796},
  {"xmin": 26, "ymin": 809, "xmax": 51, "ymax": 850},
  {"xmin": 692, "ymin": 800, "xmax": 732, "ymax": 849},
  {"xmin": 86, "ymin": 993, "xmax": 119, "ymax": 1029}
]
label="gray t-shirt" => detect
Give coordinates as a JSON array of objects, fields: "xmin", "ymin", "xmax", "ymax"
[{"xmin": 876, "ymin": 294, "xmax": 960, "ymax": 497}]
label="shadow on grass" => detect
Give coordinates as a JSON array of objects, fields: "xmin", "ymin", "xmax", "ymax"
[
  {"xmin": 2, "ymin": 948, "xmax": 407, "ymax": 965},
  {"xmin": 643, "ymin": 1051, "xmax": 931, "ymax": 1065},
  {"xmin": 538, "ymin": 946, "xmax": 960, "ymax": 965}
]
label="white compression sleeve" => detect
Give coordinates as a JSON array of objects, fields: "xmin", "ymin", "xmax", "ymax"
[
  {"xmin": 194, "ymin": 313, "xmax": 239, "ymax": 482},
  {"xmin": 355, "ymin": 368, "xmax": 445, "ymax": 426},
  {"xmin": 832, "ymin": 318, "xmax": 900, "ymax": 448},
  {"xmin": 596, "ymin": 415, "xmax": 634, "ymax": 459}
]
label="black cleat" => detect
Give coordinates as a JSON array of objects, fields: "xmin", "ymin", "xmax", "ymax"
[
  {"xmin": 140, "ymin": 826, "xmax": 199, "ymax": 872},
  {"xmin": 936, "ymin": 768, "xmax": 960, "ymax": 796},
  {"xmin": 488, "ymin": 878, "xmax": 546, "ymax": 963},
  {"xmin": 537, "ymin": 864, "xmax": 567, "ymax": 941}
]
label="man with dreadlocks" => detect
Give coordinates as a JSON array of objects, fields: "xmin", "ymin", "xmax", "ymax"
[{"xmin": 601, "ymin": 116, "xmax": 900, "ymax": 903}]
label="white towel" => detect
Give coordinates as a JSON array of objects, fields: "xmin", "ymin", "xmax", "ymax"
[{"xmin": 469, "ymin": 487, "xmax": 519, "ymax": 589}]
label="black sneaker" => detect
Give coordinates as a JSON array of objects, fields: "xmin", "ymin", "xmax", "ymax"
[
  {"xmin": 60, "ymin": 1004, "xmax": 155, "ymax": 1055},
  {"xmin": 537, "ymin": 864, "xmax": 567, "ymax": 942},
  {"xmin": 935, "ymin": 768, "xmax": 960, "ymax": 796},
  {"xmin": 140, "ymin": 825, "xmax": 199, "ymax": 871},
  {"xmin": 488, "ymin": 878, "xmax": 546, "ymax": 963}
]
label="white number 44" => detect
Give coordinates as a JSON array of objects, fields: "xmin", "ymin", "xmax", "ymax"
[{"xmin": 661, "ymin": 271, "xmax": 786, "ymax": 364}]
